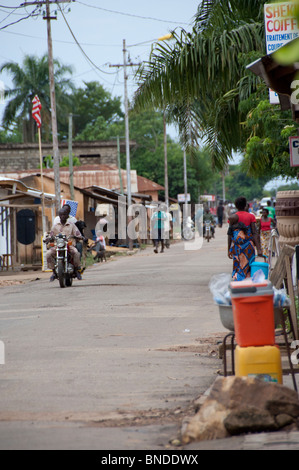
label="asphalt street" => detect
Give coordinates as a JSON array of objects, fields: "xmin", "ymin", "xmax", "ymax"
[
  {"xmin": 0, "ymin": 227, "xmax": 233, "ymax": 450},
  {"xmin": 1, "ymin": 227, "xmax": 299, "ymax": 451}
]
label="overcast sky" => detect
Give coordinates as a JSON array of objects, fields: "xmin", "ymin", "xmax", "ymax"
[{"xmin": 0, "ymin": 0, "xmax": 199, "ymax": 140}]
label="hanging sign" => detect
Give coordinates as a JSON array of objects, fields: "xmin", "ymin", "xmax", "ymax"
[
  {"xmin": 289, "ymin": 136, "xmax": 299, "ymax": 166},
  {"xmin": 264, "ymin": 1, "xmax": 299, "ymax": 104}
]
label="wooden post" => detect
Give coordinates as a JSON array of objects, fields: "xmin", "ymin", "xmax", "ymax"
[
  {"xmin": 285, "ymin": 256, "xmax": 298, "ymax": 340},
  {"xmin": 38, "ymin": 126, "xmax": 46, "ymax": 234},
  {"xmin": 270, "ymin": 244, "xmax": 298, "ymax": 339}
]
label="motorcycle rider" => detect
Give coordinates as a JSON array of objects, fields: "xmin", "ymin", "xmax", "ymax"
[
  {"xmin": 203, "ymin": 207, "xmax": 215, "ymax": 238},
  {"xmin": 46, "ymin": 208, "xmax": 85, "ymax": 282}
]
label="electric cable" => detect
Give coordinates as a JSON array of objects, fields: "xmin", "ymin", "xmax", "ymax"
[
  {"xmin": 0, "ymin": 4, "xmax": 24, "ymax": 8},
  {"xmin": 0, "ymin": 7, "xmax": 39, "ymax": 30},
  {"xmin": 75, "ymin": 0, "xmax": 190, "ymax": 26},
  {"xmin": 57, "ymin": 3, "xmax": 118, "ymax": 76}
]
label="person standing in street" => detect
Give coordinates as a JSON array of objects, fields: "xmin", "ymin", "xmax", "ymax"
[
  {"xmin": 257, "ymin": 207, "xmax": 276, "ymax": 258},
  {"xmin": 151, "ymin": 204, "xmax": 167, "ymax": 253},
  {"xmin": 267, "ymin": 200, "xmax": 276, "ymax": 221},
  {"xmin": 217, "ymin": 201, "xmax": 225, "ymax": 228},
  {"xmin": 161, "ymin": 204, "xmax": 172, "ymax": 249}
]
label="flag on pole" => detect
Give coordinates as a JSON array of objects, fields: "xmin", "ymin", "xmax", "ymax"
[
  {"xmin": 32, "ymin": 95, "xmax": 42, "ymax": 128},
  {"xmin": 61, "ymin": 199, "xmax": 78, "ymax": 217}
]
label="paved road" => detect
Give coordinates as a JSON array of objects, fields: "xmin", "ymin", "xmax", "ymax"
[
  {"xmin": 2, "ymin": 228, "xmax": 299, "ymax": 451},
  {"xmin": 0, "ymin": 228, "xmax": 242, "ymax": 450}
]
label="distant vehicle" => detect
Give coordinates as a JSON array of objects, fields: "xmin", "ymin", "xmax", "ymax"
[
  {"xmin": 258, "ymin": 197, "xmax": 275, "ymax": 217},
  {"xmin": 259, "ymin": 197, "xmax": 272, "ymax": 208}
]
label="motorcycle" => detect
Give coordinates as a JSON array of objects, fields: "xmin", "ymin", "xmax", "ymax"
[
  {"xmin": 45, "ymin": 234, "xmax": 80, "ymax": 288},
  {"xmin": 204, "ymin": 221, "xmax": 213, "ymax": 242},
  {"xmin": 182, "ymin": 216, "xmax": 195, "ymax": 240}
]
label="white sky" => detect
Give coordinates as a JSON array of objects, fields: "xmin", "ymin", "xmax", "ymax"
[{"xmin": 0, "ymin": 0, "xmax": 198, "ymax": 140}]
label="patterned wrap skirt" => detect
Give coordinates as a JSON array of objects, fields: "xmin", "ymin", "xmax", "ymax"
[
  {"xmin": 260, "ymin": 230, "xmax": 271, "ymax": 258},
  {"xmin": 229, "ymin": 226, "xmax": 255, "ymax": 281}
]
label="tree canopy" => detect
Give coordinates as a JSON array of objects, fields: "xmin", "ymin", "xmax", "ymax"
[{"xmin": 1, "ymin": 54, "xmax": 74, "ymax": 142}]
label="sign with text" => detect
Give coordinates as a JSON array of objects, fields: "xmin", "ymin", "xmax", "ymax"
[
  {"xmin": 264, "ymin": 1, "xmax": 299, "ymax": 103},
  {"xmin": 289, "ymin": 136, "xmax": 299, "ymax": 166},
  {"xmin": 200, "ymin": 195, "xmax": 215, "ymax": 202},
  {"xmin": 177, "ymin": 193, "xmax": 191, "ymax": 203}
]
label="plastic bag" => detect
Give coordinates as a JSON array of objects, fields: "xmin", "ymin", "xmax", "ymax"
[
  {"xmin": 252, "ymin": 269, "xmax": 266, "ymax": 283},
  {"xmin": 273, "ymin": 287, "xmax": 291, "ymax": 307},
  {"xmin": 209, "ymin": 273, "xmax": 232, "ymax": 305}
]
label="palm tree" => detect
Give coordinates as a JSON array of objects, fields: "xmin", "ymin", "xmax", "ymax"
[
  {"xmin": 134, "ymin": 0, "xmax": 268, "ymax": 169},
  {"xmin": 1, "ymin": 54, "xmax": 74, "ymax": 142}
]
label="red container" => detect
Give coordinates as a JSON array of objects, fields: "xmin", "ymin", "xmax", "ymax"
[{"xmin": 230, "ymin": 280, "xmax": 275, "ymax": 347}]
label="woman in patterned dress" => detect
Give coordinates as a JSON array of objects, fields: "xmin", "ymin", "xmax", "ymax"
[
  {"xmin": 228, "ymin": 197, "xmax": 263, "ymax": 281},
  {"xmin": 257, "ymin": 207, "xmax": 276, "ymax": 258}
]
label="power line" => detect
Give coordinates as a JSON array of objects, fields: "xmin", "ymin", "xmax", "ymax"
[
  {"xmin": 57, "ymin": 2, "xmax": 118, "ymax": 76},
  {"xmin": 0, "ymin": 4, "xmax": 24, "ymax": 8},
  {"xmin": 75, "ymin": 0, "xmax": 190, "ymax": 26},
  {"xmin": 0, "ymin": 7, "xmax": 39, "ymax": 30},
  {"xmin": 0, "ymin": 27, "xmax": 120, "ymax": 47},
  {"xmin": 0, "ymin": 7, "xmax": 25, "ymax": 16}
]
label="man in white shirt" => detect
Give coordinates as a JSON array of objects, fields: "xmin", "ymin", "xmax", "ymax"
[{"xmin": 53, "ymin": 203, "xmax": 77, "ymax": 225}]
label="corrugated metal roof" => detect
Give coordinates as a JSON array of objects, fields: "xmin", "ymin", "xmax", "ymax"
[{"xmin": 137, "ymin": 175, "xmax": 164, "ymax": 191}]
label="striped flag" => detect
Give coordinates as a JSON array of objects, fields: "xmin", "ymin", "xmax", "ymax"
[
  {"xmin": 61, "ymin": 199, "xmax": 78, "ymax": 217},
  {"xmin": 32, "ymin": 95, "xmax": 42, "ymax": 128}
]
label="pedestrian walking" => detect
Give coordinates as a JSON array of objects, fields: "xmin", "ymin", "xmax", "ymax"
[
  {"xmin": 151, "ymin": 204, "xmax": 167, "ymax": 253},
  {"xmin": 257, "ymin": 207, "xmax": 276, "ymax": 258},
  {"xmin": 228, "ymin": 196, "xmax": 262, "ymax": 281},
  {"xmin": 217, "ymin": 201, "xmax": 225, "ymax": 227}
]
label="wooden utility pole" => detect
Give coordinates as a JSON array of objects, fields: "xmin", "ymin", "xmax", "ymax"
[
  {"xmin": 21, "ymin": 1, "xmax": 73, "ymax": 212},
  {"xmin": 68, "ymin": 113, "xmax": 74, "ymax": 201},
  {"xmin": 110, "ymin": 41, "xmax": 140, "ymax": 250},
  {"xmin": 163, "ymin": 112, "xmax": 169, "ymax": 208},
  {"xmin": 45, "ymin": 0, "xmax": 60, "ymax": 213}
]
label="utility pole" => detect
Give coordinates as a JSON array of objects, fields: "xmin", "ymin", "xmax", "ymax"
[
  {"xmin": 163, "ymin": 112, "xmax": 169, "ymax": 208},
  {"xmin": 123, "ymin": 39, "xmax": 132, "ymax": 216},
  {"xmin": 183, "ymin": 148, "xmax": 188, "ymax": 217},
  {"xmin": 45, "ymin": 0, "xmax": 60, "ymax": 213},
  {"xmin": 68, "ymin": 113, "xmax": 74, "ymax": 201},
  {"xmin": 21, "ymin": 1, "xmax": 73, "ymax": 212},
  {"xmin": 110, "ymin": 40, "xmax": 140, "ymax": 250},
  {"xmin": 116, "ymin": 135, "xmax": 124, "ymax": 195}
]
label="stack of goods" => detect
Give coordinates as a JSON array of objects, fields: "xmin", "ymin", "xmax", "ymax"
[{"xmin": 230, "ymin": 279, "xmax": 283, "ymax": 384}]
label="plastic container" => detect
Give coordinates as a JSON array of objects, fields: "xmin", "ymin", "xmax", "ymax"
[
  {"xmin": 230, "ymin": 280, "xmax": 275, "ymax": 347},
  {"xmin": 218, "ymin": 304, "xmax": 234, "ymax": 332},
  {"xmin": 250, "ymin": 257, "xmax": 269, "ymax": 279},
  {"xmin": 235, "ymin": 345, "xmax": 283, "ymax": 384}
]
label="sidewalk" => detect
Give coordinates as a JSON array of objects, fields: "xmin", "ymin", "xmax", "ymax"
[{"xmin": 0, "ymin": 268, "xmax": 50, "ymax": 286}]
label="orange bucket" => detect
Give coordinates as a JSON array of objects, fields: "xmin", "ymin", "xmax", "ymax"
[{"xmin": 230, "ymin": 280, "xmax": 275, "ymax": 347}]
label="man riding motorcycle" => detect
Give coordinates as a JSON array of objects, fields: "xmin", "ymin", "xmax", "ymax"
[
  {"xmin": 46, "ymin": 208, "xmax": 87, "ymax": 282},
  {"xmin": 203, "ymin": 208, "xmax": 215, "ymax": 239}
]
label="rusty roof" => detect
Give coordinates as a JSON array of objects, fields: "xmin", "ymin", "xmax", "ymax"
[{"xmin": 137, "ymin": 175, "xmax": 164, "ymax": 192}]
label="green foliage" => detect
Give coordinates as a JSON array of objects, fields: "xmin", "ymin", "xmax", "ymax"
[
  {"xmin": 42, "ymin": 154, "xmax": 80, "ymax": 168},
  {"xmin": 1, "ymin": 54, "xmax": 74, "ymax": 143},
  {"xmin": 134, "ymin": 0, "xmax": 268, "ymax": 167},
  {"xmin": 222, "ymin": 165, "xmax": 269, "ymax": 201},
  {"xmin": 242, "ymin": 100, "xmax": 298, "ymax": 178},
  {"xmin": 59, "ymin": 155, "xmax": 81, "ymax": 167},
  {"xmin": 71, "ymin": 81, "xmax": 123, "ymax": 137},
  {"xmin": 0, "ymin": 127, "xmax": 22, "ymax": 143}
]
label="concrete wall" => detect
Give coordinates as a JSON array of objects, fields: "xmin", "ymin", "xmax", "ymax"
[{"xmin": 0, "ymin": 140, "xmax": 132, "ymax": 171}]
